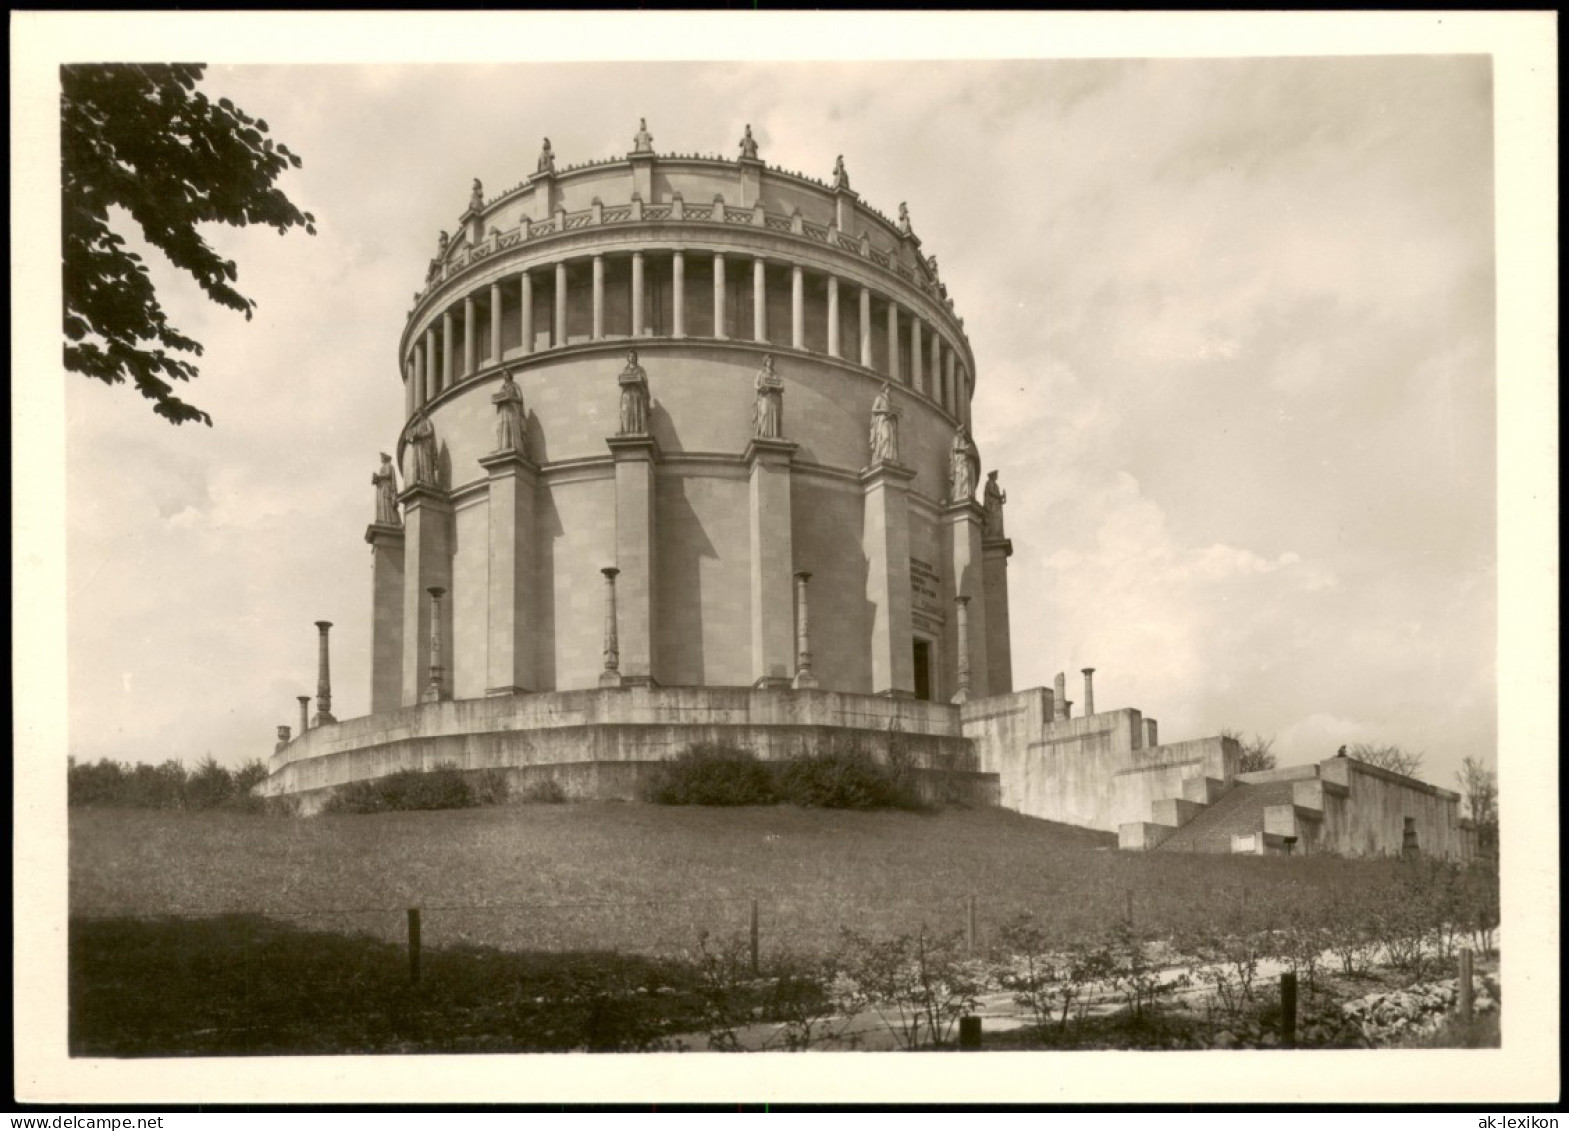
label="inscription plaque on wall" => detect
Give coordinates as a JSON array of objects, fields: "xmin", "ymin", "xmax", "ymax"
[{"xmin": 910, "ymin": 557, "xmax": 944, "ymax": 633}]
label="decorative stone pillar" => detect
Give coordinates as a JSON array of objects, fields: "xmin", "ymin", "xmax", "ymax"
[
  {"xmin": 423, "ymin": 587, "xmax": 448, "ymax": 702},
  {"xmin": 945, "ymin": 347, "xmax": 958, "ymax": 418},
  {"xmin": 296, "ymin": 696, "xmax": 310, "ymax": 736},
  {"xmin": 404, "ymin": 357, "xmax": 415, "ymax": 418},
  {"xmin": 424, "ymin": 328, "xmax": 437, "ymax": 402},
  {"xmin": 672, "ymin": 252, "xmax": 685, "ymax": 337},
  {"xmin": 860, "ymin": 458, "xmax": 917, "ymax": 697},
  {"xmin": 478, "ymin": 448, "xmax": 539, "ymax": 695},
  {"xmin": 859, "ymin": 286, "xmax": 872, "ymax": 367},
  {"xmin": 944, "ymin": 498, "xmax": 990, "ymax": 700},
  {"xmin": 713, "ymin": 253, "xmax": 727, "ymax": 339},
  {"xmin": 887, "ymin": 302, "xmax": 900, "ymax": 382},
  {"xmin": 827, "ymin": 276, "xmax": 840, "ymax": 357},
  {"xmin": 592, "ymin": 255, "xmax": 605, "ymax": 340},
  {"xmin": 745, "ymin": 435, "xmax": 797, "ymax": 688},
  {"xmin": 598, "ymin": 567, "xmax": 623, "ymax": 688},
  {"xmin": 951, "ymin": 595, "xmax": 972, "ymax": 704},
  {"xmin": 1064, "ymin": 699, "xmax": 1074, "ymax": 719},
  {"xmin": 910, "ymin": 318, "xmax": 923, "ymax": 395},
  {"xmin": 554, "ymin": 262, "xmax": 568, "ymax": 347},
  {"xmin": 1082, "ymin": 668, "xmax": 1096, "ymax": 717},
  {"xmin": 1054, "ymin": 672, "xmax": 1068, "ymax": 722},
  {"xmin": 1145, "ymin": 718, "xmax": 1159, "ymax": 748},
  {"xmin": 489, "ymin": 283, "xmax": 503, "ymax": 363},
  {"xmin": 365, "ymin": 519, "xmax": 406, "ymax": 715},
  {"xmin": 632, "ymin": 251, "xmax": 645, "ymax": 336},
  {"xmin": 752, "ymin": 257, "xmax": 767, "ymax": 342},
  {"xmin": 275, "ymin": 725, "xmax": 291, "ymax": 752},
  {"xmin": 982, "ymin": 532, "xmax": 1014, "ymax": 695},
  {"xmin": 519, "ymin": 270, "xmax": 533, "ymax": 355},
  {"xmin": 606, "ymin": 431, "xmax": 659, "ymax": 685},
  {"xmin": 313, "ymin": 621, "xmax": 336, "ymax": 725},
  {"xmin": 930, "ymin": 332, "xmax": 943, "ymax": 411},
  {"xmin": 792, "ymin": 571, "xmax": 818, "ymax": 690},
  {"xmin": 399, "ymin": 480, "xmax": 452, "ymax": 706},
  {"xmin": 790, "ymin": 265, "xmax": 804, "ymax": 349},
  {"xmin": 442, "ymin": 310, "xmax": 455, "ymax": 390},
  {"xmin": 415, "ymin": 340, "xmax": 428, "ymax": 408}
]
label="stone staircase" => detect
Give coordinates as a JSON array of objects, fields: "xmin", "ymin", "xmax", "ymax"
[{"xmin": 1121, "ymin": 769, "xmax": 1350, "ymax": 854}]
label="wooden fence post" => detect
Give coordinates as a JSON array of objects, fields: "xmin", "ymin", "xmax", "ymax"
[
  {"xmin": 966, "ymin": 895, "xmax": 978, "ymax": 953},
  {"xmin": 1458, "ymin": 948, "xmax": 1474, "ymax": 1020},
  {"xmin": 958, "ymin": 1016, "xmax": 982, "ymax": 1050},
  {"xmin": 1280, "ymin": 971, "xmax": 1297, "ymax": 1048},
  {"xmin": 407, "ymin": 908, "xmax": 422, "ymax": 986},
  {"xmin": 749, "ymin": 898, "xmax": 760, "ymax": 975}
]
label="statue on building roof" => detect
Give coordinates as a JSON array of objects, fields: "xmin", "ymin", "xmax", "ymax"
[
  {"xmin": 831, "ymin": 154, "xmax": 850, "ymax": 191},
  {"xmin": 633, "ymin": 117, "xmax": 654, "ymax": 154},
  {"xmin": 927, "ymin": 255, "xmax": 940, "ymax": 279},
  {"xmin": 739, "ymin": 124, "xmax": 759, "ymax": 160},
  {"xmin": 492, "ymin": 369, "xmax": 528, "ymax": 456},
  {"xmin": 373, "ymin": 452, "xmax": 401, "ymax": 526},
  {"xmin": 983, "ymin": 470, "xmax": 1007, "ymax": 539},
  {"xmin": 752, "ymin": 355, "xmax": 784, "ymax": 439},
  {"xmin": 468, "ymin": 178, "xmax": 484, "ymax": 214},
  {"xmin": 949, "ymin": 424, "xmax": 980, "ymax": 503},
  {"xmin": 869, "ymin": 383, "xmax": 900, "ymax": 465},
  {"xmin": 406, "ymin": 411, "xmax": 440, "ymax": 488},
  {"xmin": 898, "ymin": 201, "xmax": 912, "ymax": 236},
  {"xmin": 618, "ymin": 350, "xmax": 650, "ymax": 436},
  {"xmin": 436, "ymin": 229, "xmax": 449, "ymax": 256},
  {"xmin": 537, "ymin": 137, "xmax": 555, "ymax": 174}
]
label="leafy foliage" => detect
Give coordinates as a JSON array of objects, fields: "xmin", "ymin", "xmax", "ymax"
[
  {"xmin": 1221, "ymin": 730, "xmax": 1278, "ymax": 774},
  {"xmin": 651, "ymin": 739, "xmax": 927, "ymax": 810},
  {"xmin": 68, "ymin": 755, "xmax": 276, "ymax": 812},
  {"xmin": 320, "ymin": 763, "xmax": 479, "ymax": 814},
  {"xmin": 833, "ymin": 927, "xmax": 984, "ymax": 1049},
  {"xmin": 1456, "ymin": 756, "xmax": 1498, "ymax": 857},
  {"xmin": 61, "ymin": 63, "xmax": 316, "ymax": 425},
  {"xmin": 649, "ymin": 742, "xmax": 778, "ymax": 806}
]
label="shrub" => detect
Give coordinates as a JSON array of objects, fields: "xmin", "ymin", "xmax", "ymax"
[
  {"xmin": 994, "ymin": 912, "xmax": 1114, "ymax": 1031},
  {"xmin": 321, "ymin": 763, "xmax": 476, "ymax": 814},
  {"xmin": 231, "ymin": 759, "xmax": 269, "ymax": 796},
  {"xmin": 184, "ymin": 756, "xmax": 236, "ymax": 810},
  {"xmin": 777, "ymin": 746, "xmax": 923, "ymax": 811},
  {"xmin": 1104, "ymin": 920, "xmax": 1187, "ymax": 1024},
  {"xmin": 519, "ymin": 777, "xmax": 567, "ymax": 804},
  {"xmin": 650, "ymin": 742, "xmax": 777, "ymax": 806},
  {"xmin": 833, "ymin": 926, "xmax": 984, "ymax": 1049},
  {"xmin": 472, "ymin": 769, "xmax": 512, "ymax": 807}
]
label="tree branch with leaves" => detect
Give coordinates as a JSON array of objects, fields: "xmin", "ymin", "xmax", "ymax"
[{"xmin": 61, "ymin": 63, "xmax": 316, "ymax": 426}]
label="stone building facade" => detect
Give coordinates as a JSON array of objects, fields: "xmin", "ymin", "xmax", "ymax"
[{"xmin": 368, "ymin": 132, "xmax": 1011, "ymax": 707}]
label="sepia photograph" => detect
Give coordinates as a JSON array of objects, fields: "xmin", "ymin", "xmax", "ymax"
[{"xmin": 13, "ymin": 10, "xmax": 1558, "ymax": 1108}]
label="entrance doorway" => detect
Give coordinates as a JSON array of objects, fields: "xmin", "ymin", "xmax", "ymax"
[{"xmin": 912, "ymin": 639, "xmax": 932, "ymax": 701}]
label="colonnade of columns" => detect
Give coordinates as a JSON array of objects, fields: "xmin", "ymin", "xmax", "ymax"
[{"xmin": 405, "ymin": 250, "xmax": 972, "ymax": 424}]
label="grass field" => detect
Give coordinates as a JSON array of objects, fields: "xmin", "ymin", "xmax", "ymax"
[
  {"xmin": 68, "ymin": 805, "xmax": 1487, "ymax": 1055},
  {"xmin": 68, "ymin": 803, "xmax": 1414, "ymax": 955}
]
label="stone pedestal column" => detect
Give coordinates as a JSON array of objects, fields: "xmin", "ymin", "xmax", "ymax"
[
  {"xmin": 313, "ymin": 621, "xmax": 336, "ymax": 725},
  {"xmin": 745, "ymin": 436, "xmax": 798, "ymax": 689},
  {"xmin": 606, "ymin": 434, "xmax": 660, "ymax": 685},
  {"xmin": 442, "ymin": 310, "xmax": 455, "ymax": 390},
  {"xmin": 478, "ymin": 450, "xmax": 540, "ymax": 695},
  {"xmin": 598, "ymin": 567, "xmax": 623, "ymax": 688},
  {"xmin": 982, "ymin": 536, "xmax": 1014, "ymax": 695},
  {"xmin": 713, "ymin": 253, "xmax": 727, "ymax": 339},
  {"xmin": 1145, "ymin": 718, "xmax": 1159, "ymax": 747},
  {"xmin": 930, "ymin": 334, "xmax": 944, "ymax": 410},
  {"xmin": 860, "ymin": 459, "xmax": 917, "ymax": 697},
  {"xmin": 519, "ymin": 270, "xmax": 533, "ymax": 355},
  {"xmin": 752, "ymin": 257, "xmax": 767, "ymax": 342},
  {"xmin": 592, "ymin": 255, "xmax": 605, "ymax": 340},
  {"xmin": 275, "ymin": 725, "xmax": 291, "ymax": 753},
  {"xmin": 297, "ymin": 696, "xmax": 311, "ymax": 736},
  {"xmin": 792, "ymin": 571, "xmax": 818, "ymax": 690},
  {"xmin": 423, "ymin": 587, "xmax": 449, "ymax": 702},
  {"xmin": 554, "ymin": 262, "xmax": 568, "ymax": 347},
  {"xmin": 1054, "ymin": 672, "xmax": 1068, "ymax": 721},
  {"xmin": 943, "ymin": 500, "xmax": 989, "ymax": 700},
  {"xmin": 910, "ymin": 318, "xmax": 924, "ymax": 395},
  {"xmin": 423, "ymin": 329, "xmax": 437, "ymax": 402},
  {"xmin": 1082, "ymin": 668, "xmax": 1096, "ymax": 717},
  {"xmin": 404, "ymin": 357, "xmax": 416, "ymax": 418},
  {"xmin": 827, "ymin": 276, "xmax": 840, "ymax": 358},
  {"xmin": 365, "ymin": 522, "xmax": 406, "ymax": 715},
  {"xmin": 887, "ymin": 302, "xmax": 900, "ymax": 382},
  {"xmin": 632, "ymin": 252, "xmax": 646, "ymax": 336},
  {"xmin": 672, "ymin": 252, "xmax": 685, "ymax": 337},
  {"xmin": 791, "ymin": 265, "xmax": 804, "ymax": 349},
  {"xmin": 489, "ymin": 284, "xmax": 503, "ymax": 363},
  {"xmin": 399, "ymin": 484, "xmax": 453, "ymax": 706},
  {"xmin": 951, "ymin": 595, "xmax": 972, "ymax": 704},
  {"xmin": 859, "ymin": 286, "xmax": 872, "ymax": 367}
]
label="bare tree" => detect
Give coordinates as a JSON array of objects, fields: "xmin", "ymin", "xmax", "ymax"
[
  {"xmin": 1456, "ymin": 755, "xmax": 1498, "ymax": 855},
  {"xmin": 1220, "ymin": 729, "xmax": 1277, "ymax": 774},
  {"xmin": 1347, "ymin": 743, "xmax": 1424, "ymax": 779}
]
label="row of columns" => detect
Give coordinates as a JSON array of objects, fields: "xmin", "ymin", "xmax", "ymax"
[
  {"xmin": 406, "ymin": 251, "xmax": 971, "ymax": 420},
  {"xmin": 275, "ymin": 622, "xmax": 335, "ymax": 750}
]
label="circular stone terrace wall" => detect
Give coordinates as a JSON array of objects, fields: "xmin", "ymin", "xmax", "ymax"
[{"xmin": 266, "ymin": 686, "xmax": 999, "ymax": 815}]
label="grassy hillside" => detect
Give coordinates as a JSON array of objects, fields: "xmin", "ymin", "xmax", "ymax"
[{"xmin": 70, "ymin": 803, "xmax": 1408, "ymax": 956}]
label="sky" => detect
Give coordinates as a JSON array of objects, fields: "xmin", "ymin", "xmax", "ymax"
[{"xmin": 20, "ymin": 17, "xmax": 1545, "ymax": 803}]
